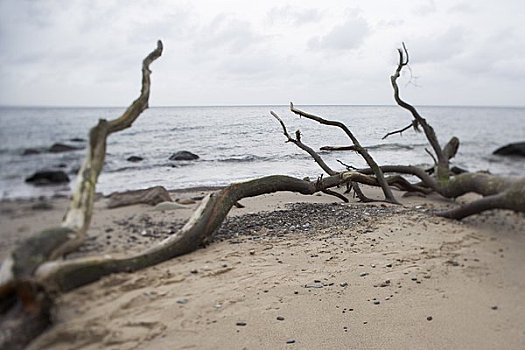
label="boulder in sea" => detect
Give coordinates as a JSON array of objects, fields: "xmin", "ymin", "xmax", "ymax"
[
  {"xmin": 127, "ymin": 156, "xmax": 144, "ymax": 162},
  {"xmin": 107, "ymin": 186, "xmax": 172, "ymax": 209},
  {"xmin": 22, "ymin": 148, "xmax": 42, "ymax": 156},
  {"xmin": 49, "ymin": 143, "xmax": 82, "ymax": 153},
  {"xmin": 25, "ymin": 170, "xmax": 70, "ymax": 185},
  {"xmin": 169, "ymin": 151, "xmax": 199, "ymax": 161},
  {"xmin": 493, "ymin": 142, "xmax": 525, "ymax": 157}
]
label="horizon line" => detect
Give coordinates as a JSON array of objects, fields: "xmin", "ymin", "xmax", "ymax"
[{"xmin": 1, "ymin": 103, "xmax": 525, "ymax": 109}]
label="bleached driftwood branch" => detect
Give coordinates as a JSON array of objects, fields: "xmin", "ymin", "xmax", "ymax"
[{"xmin": 0, "ymin": 40, "xmax": 163, "ymax": 350}]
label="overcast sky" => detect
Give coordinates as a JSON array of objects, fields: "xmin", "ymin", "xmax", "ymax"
[{"xmin": 1, "ymin": 0, "xmax": 524, "ymax": 107}]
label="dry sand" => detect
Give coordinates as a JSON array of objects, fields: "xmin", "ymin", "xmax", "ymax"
[{"xmin": 1, "ymin": 186, "xmax": 524, "ymax": 349}]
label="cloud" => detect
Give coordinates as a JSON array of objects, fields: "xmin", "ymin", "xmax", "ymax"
[
  {"xmin": 195, "ymin": 14, "xmax": 265, "ymax": 53},
  {"xmin": 447, "ymin": 3, "xmax": 476, "ymax": 14},
  {"xmin": 408, "ymin": 26, "xmax": 466, "ymax": 64},
  {"xmin": 413, "ymin": 0, "xmax": 437, "ymax": 16},
  {"xmin": 448, "ymin": 27, "xmax": 525, "ymax": 80},
  {"xmin": 308, "ymin": 12, "xmax": 370, "ymax": 52},
  {"xmin": 267, "ymin": 5, "xmax": 322, "ymax": 25}
]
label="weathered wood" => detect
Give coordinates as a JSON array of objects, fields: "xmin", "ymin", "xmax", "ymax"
[
  {"xmin": 387, "ymin": 43, "xmax": 525, "ymax": 219},
  {"xmin": 107, "ymin": 186, "xmax": 172, "ymax": 208},
  {"xmin": 36, "ymin": 173, "xmax": 363, "ymax": 292},
  {"xmin": 289, "ymin": 102, "xmax": 400, "ymax": 204},
  {"xmin": 0, "ymin": 40, "xmax": 163, "ymax": 350}
]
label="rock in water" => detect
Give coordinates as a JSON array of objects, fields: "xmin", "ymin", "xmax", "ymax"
[
  {"xmin": 49, "ymin": 143, "xmax": 81, "ymax": 153},
  {"xmin": 126, "ymin": 156, "xmax": 144, "ymax": 162},
  {"xmin": 493, "ymin": 142, "xmax": 525, "ymax": 157},
  {"xmin": 25, "ymin": 170, "xmax": 70, "ymax": 185},
  {"xmin": 22, "ymin": 148, "xmax": 42, "ymax": 156},
  {"xmin": 169, "ymin": 151, "xmax": 199, "ymax": 161},
  {"xmin": 107, "ymin": 186, "xmax": 172, "ymax": 208}
]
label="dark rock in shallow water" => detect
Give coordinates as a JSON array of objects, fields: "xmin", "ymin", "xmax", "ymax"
[
  {"xmin": 169, "ymin": 151, "xmax": 199, "ymax": 161},
  {"xmin": 127, "ymin": 156, "xmax": 144, "ymax": 162},
  {"xmin": 493, "ymin": 142, "xmax": 525, "ymax": 157},
  {"xmin": 107, "ymin": 186, "xmax": 172, "ymax": 208},
  {"xmin": 22, "ymin": 148, "xmax": 42, "ymax": 156},
  {"xmin": 70, "ymin": 137, "xmax": 86, "ymax": 142},
  {"xmin": 25, "ymin": 170, "xmax": 70, "ymax": 185},
  {"xmin": 49, "ymin": 143, "xmax": 82, "ymax": 153}
]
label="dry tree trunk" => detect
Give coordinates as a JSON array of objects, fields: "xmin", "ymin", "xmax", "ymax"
[
  {"xmin": 0, "ymin": 40, "xmax": 163, "ymax": 350},
  {"xmin": 386, "ymin": 43, "xmax": 525, "ymax": 219},
  {"xmin": 35, "ymin": 173, "xmax": 366, "ymax": 292}
]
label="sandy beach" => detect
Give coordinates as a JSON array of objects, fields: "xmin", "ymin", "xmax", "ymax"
[{"xmin": 1, "ymin": 186, "xmax": 524, "ymax": 350}]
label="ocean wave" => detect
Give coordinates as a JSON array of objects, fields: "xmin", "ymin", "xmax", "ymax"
[
  {"xmin": 217, "ymin": 155, "xmax": 271, "ymax": 163},
  {"xmin": 366, "ymin": 143, "xmax": 420, "ymax": 151}
]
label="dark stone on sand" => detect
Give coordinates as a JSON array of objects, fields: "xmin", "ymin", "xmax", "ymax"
[
  {"xmin": 127, "ymin": 156, "xmax": 144, "ymax": 162},
  {"xmin": 426, "ymin": 316, "xmax": 433, "ymax": 321},
  {"xmin": 169, "ymin": 151, "xmax": 199, "ymax": 161},
  {"xmin": 107, "ymin": 186, "xmax": 172, "ymax": 209},
  {"xmin": 277, "ymin": 316, "xmax": 285, "ymax": 321},
  {"xmin": 236, "ymin": 321, "xmax": 247, "ymax": 326},
  {"xmin": 493, "ymin": 142, "xmax": 525, "ymax": 157},
  {"xmin": 22, "ymin": 148, "xmax": 41, "ymax": 156},
  {"xmin": 286, "ymin": 339, "xmax": 296, "ymax": 344},
  {"xmin": 49, "ymin": 143, "xmax": 81, "ymax": 153},
  {"xmin": 25, "ymin": 170, "xmax": 70, "ymax": 185}
]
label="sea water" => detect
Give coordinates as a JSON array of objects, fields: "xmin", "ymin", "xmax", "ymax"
[{"xmin": 0, "ymin": 105, "xmax": 523, "ymax": 199}]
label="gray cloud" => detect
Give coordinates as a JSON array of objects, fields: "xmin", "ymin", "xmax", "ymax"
[
  {"xmin": 267, "ymin": 5, "xmax": 323, "ymax": 25},
  {"xmin": 413, "ymin": 0, "xmax": 437, "ymax": 16},
  {"xmin": 447, "ymin": 3, "xmax": 477, "ymax": 14},
  {"xmin": 308, "ymin": 12, "xmax": 370, "ymax": 52},
  {"xmin": 195, "ymin": 14, "xmax": 265, "ymax": 53},
  {"xmin": 408, "ymin": 26, "xmax": 466, "ymax": 64}
]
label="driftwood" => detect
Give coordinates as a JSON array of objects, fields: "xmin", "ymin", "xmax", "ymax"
[
  {"xmin": 35, "ymin": 173, "xmax": 365, "ymax": 292},
  {"xmin": 0, "ymin": 40, "xmax": 163, "ymax": 350},
  {"xmin": 320, "ymin": 145, "xmax": 358, "ymax": 151},
  {"xmin": 107, "ymin": 186, "xmax": 172, "ymax": 209},
  {"xmin": 385, "ymin": 43, "xmax": 525, "ymax": 219},
  {"xmin": 288, "ymin": 103, "xmax": 400, "ymax": 204}
]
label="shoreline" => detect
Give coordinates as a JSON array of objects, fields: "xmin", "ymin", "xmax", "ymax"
[{"xmin": 1, "ymin": 186, "xmax": 524, "ymax": 349}]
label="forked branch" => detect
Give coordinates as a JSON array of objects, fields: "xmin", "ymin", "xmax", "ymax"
[{"xmin": 289, "ymin": 102, "xmax": 399, "ymax": 204}]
